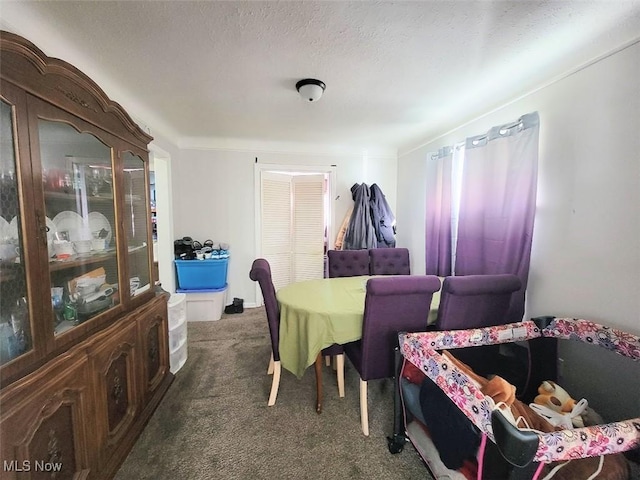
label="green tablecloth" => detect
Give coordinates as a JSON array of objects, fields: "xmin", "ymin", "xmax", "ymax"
[{"xmin": 277, "ymin": 275, "xmax": 441, "ymax": 379}]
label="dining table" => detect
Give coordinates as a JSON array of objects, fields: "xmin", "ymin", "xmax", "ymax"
[{"xmin": 276, "ymin": 275, "xmax": 441, "ymax": 413}]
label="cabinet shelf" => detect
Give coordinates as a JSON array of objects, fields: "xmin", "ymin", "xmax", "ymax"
[
  {"xmin": 44, "ymin": 190, "xmax": 115, "ymax": 203},
  {"xmin": 47, "ymin": 244, "xmax": 147, "ymax": 273},
  {"xmin": 49, "ymin": 249, "xmax": 117, "ymax": 272},
  {"xmin": 44, "ymin": 191, "xmax": 142, "ymax": 203}
]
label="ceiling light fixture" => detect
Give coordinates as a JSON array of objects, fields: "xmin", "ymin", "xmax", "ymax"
[{"xmin": 296, "ymin": 78, "xmax": 325, "ymax": 102}]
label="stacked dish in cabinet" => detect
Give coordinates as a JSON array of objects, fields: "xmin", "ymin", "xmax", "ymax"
[{"xmin": 167, "ymin": 293, "xmax": 187, "ymax": 373}]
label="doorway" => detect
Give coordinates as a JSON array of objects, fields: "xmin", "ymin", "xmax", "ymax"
[
  {"xmin": 149, "ymin": 144, "xmax": 175, "ymax": 293},
  {"xmin": 254, "ymin": 164, "xmax": 336, "ymax": 303}
]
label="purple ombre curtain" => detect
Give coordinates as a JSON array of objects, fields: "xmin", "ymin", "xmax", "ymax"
[
  {"xmin": 454, "ymin": 112, "xmax": 540, "ymax": 323},
  {"xmin": 425, "ymin": 147, "xmax": 453, "ymax": 276}
]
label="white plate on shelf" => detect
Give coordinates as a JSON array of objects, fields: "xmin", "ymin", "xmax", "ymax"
[
  {"xmin": 88, "ymin": 211, "xmax": 112, "ymax": 246},
  {"xmin": 52, "ymin": 211, "xmax": 88, "ymax": 241},
  {"xmin": 8, "ymin": 216, "xmax": 19, "ymax": 241},
  {"xmin": 8, "ymin": 216, "xmax": 57, "ymax": 257},
  {"xmin": 45, "ymin": 217, "xmax": 57, "ymax": 257}
]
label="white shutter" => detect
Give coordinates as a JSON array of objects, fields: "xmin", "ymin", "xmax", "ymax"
[
  {"xmin": 261, "ymin": 172, "xmax": 291, "ymax": 290},
  {"xmin": 292, "ymin": 174, "xmax": 325, "ymax": 282}
]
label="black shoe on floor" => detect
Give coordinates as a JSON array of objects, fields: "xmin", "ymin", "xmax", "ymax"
[{"xmin": 224, "ymin": 297, "xmax": 244, "ymax": 314}]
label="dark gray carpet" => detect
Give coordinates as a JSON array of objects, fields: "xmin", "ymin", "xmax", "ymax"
[{"xmin": 115, "ymin": 307, "xmax": 432, "ymax": 480}]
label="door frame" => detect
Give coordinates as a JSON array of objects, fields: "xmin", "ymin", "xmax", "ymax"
[
  {"xmin": 254, "ymin": 163, "xmax": 337, "ymax": 306},
  {"xmin": 149, "ymin": 143, "xmax": 175, "ymax": 293}
]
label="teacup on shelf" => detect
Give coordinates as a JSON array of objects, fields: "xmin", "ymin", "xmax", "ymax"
[
  {"xmin": 53, "ymin": 240, "xmax": 74, "ymax": 258},
  {"xmin": 91, "ymin": 238, "xmax": 107, "ymax": 251},
  {"xmin": 73, "ymin": 240, "xmax": 92, "ymax": 254}
]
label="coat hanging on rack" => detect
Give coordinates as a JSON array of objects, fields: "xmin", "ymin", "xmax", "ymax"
[
  {"xmin": 342, "ymin": 183, "xmax": 377, "ymax": 250},
  {"xmin": 370, "ymin": 183, "xmax": 396, "ymax": 248}
]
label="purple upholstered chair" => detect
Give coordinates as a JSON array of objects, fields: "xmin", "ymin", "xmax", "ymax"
[
  {"xmin": 249, "ymin": 258, "xmax": 345, "ymax": 406},
  {"xmin": 327, "ymin": 249, "xmax": 370, "ymax": 278},
  {"xmin": 343, "ymin": 275, "xmax": 441, "ymax": 435},
  {"xmin": 368, "ymin": 247, "xmax": 410, "ymax": 275},
  {"xmin": 434, "ymin": 274, "xmax": 522, "ymax": 331},
  {"xmin": 433, "ymin": 274, "xmax": 522, "ymax": 378}
]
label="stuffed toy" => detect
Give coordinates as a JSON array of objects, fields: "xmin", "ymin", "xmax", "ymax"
[
  {"xmin": 532, "ymin": 380, "xmax": 590, "ymax": 428},
  {"xmin": 534, "ymin": 380, "xmax": 577, "ymax": 413}
]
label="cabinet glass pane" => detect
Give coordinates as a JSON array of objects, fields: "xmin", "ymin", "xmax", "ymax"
[
  {"xmin": 39, "ymin": 120, "xmax": 120, "ymax": 335},
  {"xmin": 123, "ymin": 152, "xmax": 151, "ymax": 297},
  {"xmin": 0, "ymin": 100, "xmax": 32, "ymax": 365}
]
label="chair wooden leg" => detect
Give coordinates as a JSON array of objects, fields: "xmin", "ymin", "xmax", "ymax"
[
  {"xmin": 336, "ymin": 354, "xmax": 345, "ymax": 398},
  {"xmin": 325, "ymin": 356, "xmax": 331, "ymax": 367},
  {"xmin": 267, "ymin": 360, "xmax": 281, "ymax": 406},
  {"xmin": 360, "ymin": 379, "xmax": 369, "ymax": 436},
  {"xmin": 315, "ymin": 353, "xmax": 323, "ymax": 414},
  {"xmin": 267, "ymin": 352, "xmax": 274, "ymax": 375}
]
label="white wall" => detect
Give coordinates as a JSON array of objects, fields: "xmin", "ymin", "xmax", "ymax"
[
  {"xmin": 173, "ymin": 149, "xmax": 397, "ymax": 306},
  {"xmin": 396, "ymin": 149, "xmax": 428, "ymax": 274}
]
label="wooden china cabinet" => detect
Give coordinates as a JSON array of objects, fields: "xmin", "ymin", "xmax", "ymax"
[{"xmin": 0, "ymin": 32, "xmax": 172, "ymax": 479}]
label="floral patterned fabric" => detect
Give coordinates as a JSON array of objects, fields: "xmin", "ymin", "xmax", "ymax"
[
  {"xmin": 399, "ymin": 318, "xmax": 640, "ymax": 464},
  {"xmin": 542, "ymin": 317, "xmax": 640, "ymax": 361}
]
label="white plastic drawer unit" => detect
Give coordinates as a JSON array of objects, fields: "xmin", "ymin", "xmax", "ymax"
[
  {"xmin": 170, "ymin": 341, "xmax": 188, "ymax": 375},
  {"xmin": 168, "ymin": 320, "xmax": 187, "ymax": 352},
  {"xmin": 167, "ymin": 293, "xmax": 188, "ymax": 373},
  {"xmin": 167, "ymin": 293, "xmax": 187, "ymax": 330}
]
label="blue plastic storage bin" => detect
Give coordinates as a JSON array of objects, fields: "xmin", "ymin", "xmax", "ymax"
[{"xmin": 175, "ymin": 258, "xmax": 228, "ymax": 290}]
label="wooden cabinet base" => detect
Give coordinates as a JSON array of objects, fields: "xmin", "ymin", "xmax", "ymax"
[
  {"xmin": 0, "ymin": 295, "xmax": 172, "ymax": 480},
  {"xmin": 96, "ymin": 372, "xmax": 173, "ymax": 480}
]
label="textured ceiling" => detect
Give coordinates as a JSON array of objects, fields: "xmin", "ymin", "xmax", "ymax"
[{"xmin": 2, "ymin": 1, "xmax": 639, "ymax": 154}]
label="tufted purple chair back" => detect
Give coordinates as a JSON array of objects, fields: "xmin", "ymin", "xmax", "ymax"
[
  {"xmin": 249, "ymin": 259, "xmax": 281, "ymax": 361},
  {"xmin": 434, "ymin": 274, "xmax": 522, "ymax": 331},
  {"xmin": 434, "ymin": 274, "xmax": 524, "ymax": 390},
  {"xmin": 344, "ymin": 275, "xmax": 441, "ymax": 381},
  {"xmin": 327, "ymin": 249, "xmax": 370, "ymax": 278},
  {"xmin": 369, "ymin": 247, "xmax": 410, "ymax": 275}
]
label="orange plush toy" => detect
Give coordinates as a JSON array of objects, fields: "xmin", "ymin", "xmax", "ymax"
[{"xmin": 534, "ymin": 380, "xmax": 577, "ymax": 413}]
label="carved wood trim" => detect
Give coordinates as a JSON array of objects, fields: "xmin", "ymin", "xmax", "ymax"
[
  {"xmin": 54, "ymin": 85, "xmax": 99, "ymax": 113},
  {"xmin": 99, "ymin": 342, "xmax": 137, "ymax": 445},
  {"xmin": 100, "ymin": 341, "xmax": 136, "ymax": 377},
  {"xmin": 13, "ymin": 388, "xmax": 91, "ymax": 479},
  {"xmin": 0, "ymin": 31, "xmax": 152, "ymax": 147},
  {"xmin": 144, "ymin": 314, "xmax": 166, "ymax": 393}
]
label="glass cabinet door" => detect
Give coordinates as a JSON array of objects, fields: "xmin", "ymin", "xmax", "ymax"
[
  {"xmin": 38, "ymin": 119, "xmax": 120, "ymax": 335},
  {"xmin": 123, "ymin": 152, "xmax": 151, "ymax": 297},
  {"xmin": 0, "ymin": 100, "xmax": 32, "ymax": 365}
]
